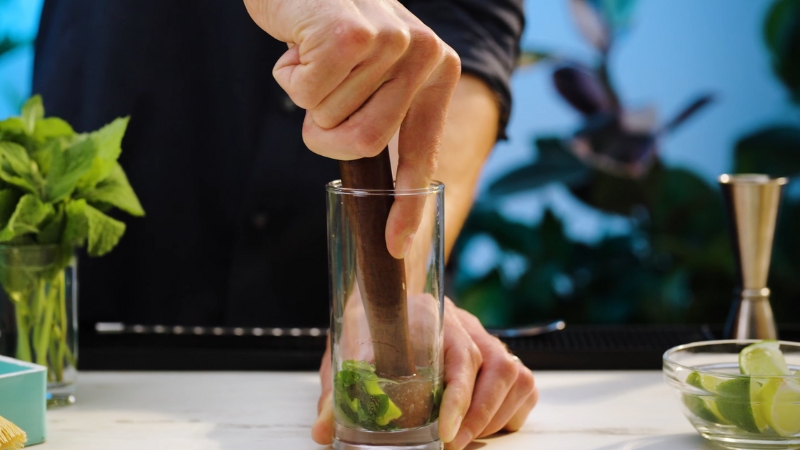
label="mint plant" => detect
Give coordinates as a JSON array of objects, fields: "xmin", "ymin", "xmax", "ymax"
[{"xmin": 0, "ymin": 95, "xmax": 143, "ymax": 381}]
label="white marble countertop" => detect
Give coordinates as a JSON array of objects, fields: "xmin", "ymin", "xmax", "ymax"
[{"xmin": 44, "ymin": 371, "xmax": 716, "ymax": 450}]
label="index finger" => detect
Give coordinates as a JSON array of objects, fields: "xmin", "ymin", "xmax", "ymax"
[{"xmin": 386, "ymin": 49, "xmax": 460, "ymax": 259}]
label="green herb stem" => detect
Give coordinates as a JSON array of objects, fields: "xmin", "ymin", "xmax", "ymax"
[
  {"xmin": 34, "ymin": 277, "xmax": 56, "ymax": 368},
  {"xmin": 7, "ymin": 270, "xmax": 71, "ymax": 383},
  {"xmin": 14, "ymin": 300, "xmax": 32, "ymax": 362}
]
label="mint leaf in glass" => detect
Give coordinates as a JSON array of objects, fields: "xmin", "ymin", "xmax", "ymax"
[{"xmin": 0, "ymin": 194, "xmax": 54, "ymax": 242}]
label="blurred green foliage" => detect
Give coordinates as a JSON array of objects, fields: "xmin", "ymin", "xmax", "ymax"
[{"xmin": 452, "ymin": 0, "xmax": 800, "ymax": 327}]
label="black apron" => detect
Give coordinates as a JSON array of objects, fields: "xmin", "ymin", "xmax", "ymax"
[{"xmin": 34, "ymin": 0, "xmax": 337, "ymax": 328}]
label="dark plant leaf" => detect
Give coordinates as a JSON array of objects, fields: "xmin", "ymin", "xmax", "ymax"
[
  {"xmin": 488, "ymin": 138, "xmax": 590, "ymax": 196},
  {"xmin": 569, "ymin": 0, "xmax": 610, "ymax": 52},
  {"xmin": 573, "ymin": 114, "xmax": 657, "ymax": 175},
  {"xmin": 553, "ymin": 66, "xmax": 612, "ymax": 115},
  {"xmin": 457, "ymin": 270, "xmax": 513, "ymax": 328},
  {"xmin": 569, "ymin": 161, "xmax": 660, "ymax": 216},
  {"xmin": 733, "ymin": 126, "xmax": 800, "ymax": 177},
  {"xmin": 660, "ymin": 94, "xmax": 715, "ymax": 135},
  {"xmin": 460, "ymin": 208, "xmax": 538, "ymax": 256},
  {"xmin": 0, "ymin": 36, "xmax": 28, "ymax": 59},
  {"xmin": 764, "ymin": 0, "xmax": 800, "ymax": 102},
  {"xmin": 650, "ymin": 166, "xmax": 725, "ymax": 242}
]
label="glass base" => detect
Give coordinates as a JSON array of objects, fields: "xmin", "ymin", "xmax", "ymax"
[
  {"xmin": 334, "ymin": 421, "xmax": 442, "ymax": 450},
  {"xmin": 47, "ymin": 379, "xmax": 76, "ymax": 408},
  {"xmin": 47, "ymin": 393, "xmax": 75, "ymax": 408},
  {"xmin": 699, "ymin": 431, "xmax": 800, "ymax": 449}
]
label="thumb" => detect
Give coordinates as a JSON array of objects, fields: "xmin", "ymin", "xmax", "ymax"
[{"xmin": 312, "ymin": 393, "xmax": 334, "ymax": 445}]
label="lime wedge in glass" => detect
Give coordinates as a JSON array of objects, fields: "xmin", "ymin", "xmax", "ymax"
[
  {"xmin": 739, "ymin": 341, "xmax": 790, "ymax": 376},
  {"xmin": 757, "ymin": 378, "xmax": 800, "ymax": 437},
  {"xmin": 684, "ymin": 371, "xmax": 730, "ymax": 425}
]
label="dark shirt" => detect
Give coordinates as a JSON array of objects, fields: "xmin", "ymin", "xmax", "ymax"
[{"xmin": 32, "ymin": 0, "xmax": 524, "ymax": 330}]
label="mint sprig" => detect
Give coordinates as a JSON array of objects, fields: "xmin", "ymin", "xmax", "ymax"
[{"xmin": 0, "ymin": 95, "xmax": 144, "ymax": 255}]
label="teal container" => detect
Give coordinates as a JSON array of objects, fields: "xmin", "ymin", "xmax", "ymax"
[{"xmin": 0, "ymin": 355, "xmax": 46, "ymax": 445}]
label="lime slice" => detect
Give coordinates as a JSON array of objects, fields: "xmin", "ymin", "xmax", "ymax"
[
  {"xmin": 739, "ymin": 341, "xmax": 791, "ymax": 376},
  {"xmin": 716, "ymin": 377, "xmax": 766, "ymax": 433},
  {"xmin": 684, "ymin": 371, "xmax": 730, "ymax": 425},
  {"xmin": 751, "ymin": 377, "xmax": 769, "ymax": 432},
  {"xmin": 739, "ymin": 341, "xmax": 792, "ymax": 433},
  {"xmin": 757, "ymin": 378, "xmax": 800, "ymax": 436}
]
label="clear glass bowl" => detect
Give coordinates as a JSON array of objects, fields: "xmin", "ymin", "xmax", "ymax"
[{"xmin": 663, "ymin": 340, "xmax": 800, "ymax": 449}]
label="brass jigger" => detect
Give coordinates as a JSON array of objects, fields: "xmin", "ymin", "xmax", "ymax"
[{"xmin": 719, "ymin": 174, "xmax": 788, "ymax": 339}]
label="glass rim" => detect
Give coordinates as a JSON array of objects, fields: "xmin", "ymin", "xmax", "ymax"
[
  {"xmin": 663, "ymin": 339, "xmax": 800, "ymax": 379},
  {"xmin": 326, "ymin": 180, "xmax": 444, "ymax": 196}
]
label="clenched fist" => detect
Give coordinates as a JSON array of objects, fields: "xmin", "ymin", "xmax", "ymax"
[{"xmin": 244, "ymin": 0, "xmax": 461, "ymax": 259}]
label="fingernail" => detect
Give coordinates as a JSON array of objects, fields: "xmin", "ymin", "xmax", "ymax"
[
  {"xmin": 442, "ymin": 414, "xmax": 462, "ymax": 443},
  {"xmin": 400, "ymin": 233, "xmax": 415, "ymax": 259},
  {"xmin": 451, "ymin": 426, "xmax": 473, "ymax": 450}
]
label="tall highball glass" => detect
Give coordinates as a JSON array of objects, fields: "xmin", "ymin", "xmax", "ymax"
[{"xmin": 326, "ymin": 180, "xmax": 445, "ymax": 450}]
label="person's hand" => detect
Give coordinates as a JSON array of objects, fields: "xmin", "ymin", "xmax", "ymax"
[
  {"xmin": 243, "ymin": 0, "xmax": 461, "ymax": 259},
  {"xmin": 312, "ymin": 298, "xmax": 538, "ymax": 449}
]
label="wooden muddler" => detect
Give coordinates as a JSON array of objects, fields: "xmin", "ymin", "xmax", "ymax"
[{"xmin": 339, "ymin": 149, "xmax": 416, "ymax": 379}]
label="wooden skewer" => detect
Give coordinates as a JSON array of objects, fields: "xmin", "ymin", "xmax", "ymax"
[{"xmin": 339, "ymin": 149, "xmax": 416, "ymax": 378}]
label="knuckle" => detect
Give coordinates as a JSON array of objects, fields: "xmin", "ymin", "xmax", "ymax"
[
  {"xmin": 410, "ymin": 27, "xmax": 443, "ymax": 62},
  {"xmin": 496, "ymin": 354, "xmax": 519, "ymax": 379},
  {"xmin": 378, "ymin": 26, "xmax": 411, "ymax": 55},
  {"xmin": 439, "ymin": 51, "xmax": 461, "ymax": 85},
  {"xmin": 517, "ymin": 368, "xmax": 535, "ymax": 394},
  {"xmin": 469, "ymin": 342, "xmax": 483, "ymax": 369},
  {"xmin": 332, "ymin": 21, "xmax": 376, "ymax": 53}
]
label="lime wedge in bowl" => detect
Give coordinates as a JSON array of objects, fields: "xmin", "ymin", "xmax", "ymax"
[
  {"xmin": 684, "ymin": 371, "xmax": 730, "ymax": 425},
  {"xmin": 757, "ymin": 378, "xmax": 800, "ymax": 437},
  {"xmin": 739, "ymin": 341, "xmax": 792, "ymax": 434},
  {"xmin": 740, "ymin": 341, "xmax": 791, "ymax": 376},
  {"xmin": 715, "ymin": 377, "xmax": 767, "ymax": 433}
]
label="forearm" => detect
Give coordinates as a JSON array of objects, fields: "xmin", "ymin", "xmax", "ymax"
[
  {"xmin": 436, "ymin": 73, "xmax": 500, "ymax": 260},
  {"xmin": 391, "ymin": 72, "xmax": 499, "ymax": 288}
]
